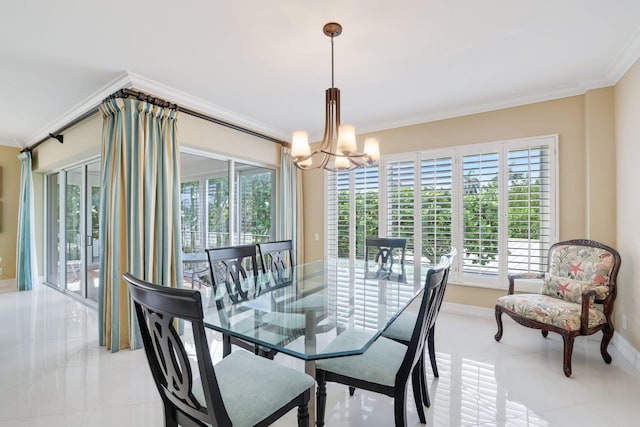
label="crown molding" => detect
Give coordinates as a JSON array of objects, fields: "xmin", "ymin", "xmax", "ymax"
[
  {"xmin": 24, "ymin": 72, "xmax": 133, "ymax": 146},
  {"xmin": 127, "ymin": 72, "xmax": 290, "ymax": 141},
  {"xmin": 607, "ymin": 26, "xmax": 640, "ymax": 84},
  {"xmin": 357, "ymin": 79, "xmax": 611, "ymax": 136},
  {"xmin": 0, "ymin": 139, "xmax": 24, "ymax": 149}
]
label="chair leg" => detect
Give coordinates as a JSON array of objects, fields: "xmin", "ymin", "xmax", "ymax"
[
  {"xmin": 163, "ymin": 404, "xmax": 178, "ymax": 427},
  {"xmin": 316, "ymin": 370, "xmax": 327, "ymax": 427},
  {"xmin": 297, "ymin": 402, "xmax": 309, "ymax": 427},
  {"xmin": 427, "ymin": 327, "xmax": 438, "ymax": 377},
  {"xmin": 411, "ymin": 365, "xmax": 426, "ymax": 424},
  {"xmin": 418, "ymin": 353, "xmax": 429, "ymax": 407},
  {"xmin": 348, "ymin": 386, "xmax": 356, "ymax": 396},
  {"xmin": 562, "ymin": 334, "xmax": 575, "ymax": 377},
  {"xmin": 494, "ymin": 307, "xmax": 504, "ymax": 341},
  {"xmin": 393, "ymin": 385, "xmax": 408, "ymax": 427},
  {"xmin": 601, "ymin": 327, "xmax": 614, "ymax": 364},
  {"xmin": 541, "ymin": 330, "xmax": 549, "ymax": 338},
  {"xmin": 222, "ymin": 334, "xmax": 232, "ymax": 357}
]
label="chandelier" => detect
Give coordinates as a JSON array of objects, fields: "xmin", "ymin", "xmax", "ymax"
[{"xmin": 290, "ymin": 22, "xmax": 380, "ymax": 171}]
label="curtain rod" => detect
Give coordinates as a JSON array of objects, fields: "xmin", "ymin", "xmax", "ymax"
[
  {"xmin": 21, "ymin": 88, "xmax": 288, "ymax": 153},
  {"xmin": 20, "ymin": 106, "xmax": 99, "ymax": 153}
]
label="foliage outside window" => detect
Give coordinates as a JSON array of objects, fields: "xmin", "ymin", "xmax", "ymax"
[{"xmin": 180, "ymin": 156, "xmax": 275, "ymax": 254}]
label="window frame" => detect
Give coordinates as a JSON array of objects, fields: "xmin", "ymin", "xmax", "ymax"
[
  {"xmin": 326, "ymin": 134, "xmax": 559, "ymax": 290},
  {"xmin": 179, "ymin": 148, "xmax": 277, "ymax": 252}
]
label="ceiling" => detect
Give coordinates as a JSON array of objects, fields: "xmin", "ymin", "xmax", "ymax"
[{"xmin": 2, "ymin": 1, "xmax": 640, "ymax": 149}]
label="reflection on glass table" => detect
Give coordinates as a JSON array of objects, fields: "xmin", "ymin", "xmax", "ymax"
[
  {"xmin": 181, "ymin": 252, "xmax": 210, "ymax": 288},
  {"xmin": 201, "ymin": 259, "xmax": 429, "ymax": 361}
]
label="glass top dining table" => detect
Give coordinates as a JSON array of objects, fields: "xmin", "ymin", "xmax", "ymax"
[{"xmin": 201, "ymin": 258, "xmax": 430, "ymax": 361}]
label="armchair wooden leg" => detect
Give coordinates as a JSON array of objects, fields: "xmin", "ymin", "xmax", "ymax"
[
  {"xmin": 348, "ymin": 386, "xmax": 356, "ymax": 396},
  {"xmin": 541, "ymin": 330, "xmax": 549, "ymax": 338},
  {"xmin": 316, "ymin": 370, "xmax": 327, "ymax": 427},
  {"xmin": 562, "ymin": 334, "xmax": 575, "ymax": 377},
  {"xmin": 297, "ymin": 402, "xmax": 309, "ymax": 427},
  {"xmin": 600, "ymin": 327, "xmax": 614, "ymax": 364},
  {"xmin": 494, "ymin": 307, "xmax": 504, "ymax": 341}
]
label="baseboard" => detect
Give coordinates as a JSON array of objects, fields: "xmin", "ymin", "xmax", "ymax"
[
  {"xmin": 0, "ymin": 277, "xmax": 44, "ymax": 291},
  {"xmin": 441, "ymin": 301, "xmax": 494, "ymax": 317},
  {"xmin": 442, "ymin": 301, "xmax": 640, "ymax": 373},
  {"xmin": 613, "ymin": 332, "xmax": 640, "ymax": 372},
  {"xmin": 0, "ymin": 278, "xmax": 17, "ymax": 291}
]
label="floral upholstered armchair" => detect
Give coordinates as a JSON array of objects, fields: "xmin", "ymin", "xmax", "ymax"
[{"xmin": 494, "ymin": 239, "xmax": 621, "ymax": 377}]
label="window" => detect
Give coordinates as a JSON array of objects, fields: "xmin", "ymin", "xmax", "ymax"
[
  {"xmin": 44, "ymin": 160, "xmax": 102, "ymax": 303},
  {"xmin": 180, "ymin": 153, "xmax": 275, "ymax": 254},
  {"xmin": 327, "ymin": 166, "xmax": 379, "ymax": 260},
  {"xmin": 385, "ymin": 160, "xmax": 417, "ymax": 261},
  {"xmin": 237, "ymin": 167, "xmax": 275, "ymax": 245},
  {"xmin": 420, "ymin": 156, "xmax": 453, "ymax": 263},
  {"xmin": 326, "ymin": 135, "xmax": 558, "ymax": 288}
]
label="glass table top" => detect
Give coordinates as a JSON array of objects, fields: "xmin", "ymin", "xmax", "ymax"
[{"xmin": 201, "ymin": 259, "xmax": 430, "ymax": 361}]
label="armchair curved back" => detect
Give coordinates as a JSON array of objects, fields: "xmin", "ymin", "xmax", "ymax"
[{"xmin": 541, "ymin": 239, "xmax": 621, "ymax": 307}]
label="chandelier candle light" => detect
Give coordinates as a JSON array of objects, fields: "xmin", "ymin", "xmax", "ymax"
[{"xmin": 291, "ymin": 22, "xmax": 380, "ymax": 171}]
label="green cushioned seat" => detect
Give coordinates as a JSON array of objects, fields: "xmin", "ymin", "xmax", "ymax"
[
  {"xmin": 316, "ymin": 330, "xmax": 409, "ymax": 387},
  {"xmin": 193, "ymin": 350, "xmax": 314, "ymax": 427},
  {"xmin": 382, "ymin": 310, "xmax": 415, "ymax": 342}
]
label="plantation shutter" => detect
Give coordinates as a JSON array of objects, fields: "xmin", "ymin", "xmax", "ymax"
[
  {"xmin": 420, "ymin": 156, "xmax": 453, "ymax": 264},
  {"xmin": 354, "ymin": 166, "xmax": 379, "ymax": 259},
  {"xmin": 386, "ymin": 160, "xmax": 417, "ymax": 261},
  {"xmin": 506, "ymin": 143, "xmax": 553, "ymax": 274},
  {"xmin": 327, "ymin": 167, "xmax": 379, "ymax": 260},
  {"xmin": 462, "ymin": 151, "xmax": 500, "ymax": 278}
]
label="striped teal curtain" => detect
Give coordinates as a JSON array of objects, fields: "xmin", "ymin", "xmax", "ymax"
[
  {"xmin": 279, "ymin": 147, "xmax": 303, "ymax": 262},
  {"xmin": 16, "ymin": 151, "xmax": 38, "ymax": 291},
  {"xmin": 98, "ymin": 97, "xmax": 183, "ymax": 352}
]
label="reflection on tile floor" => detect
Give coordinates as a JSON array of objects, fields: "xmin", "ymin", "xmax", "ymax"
[{"xmin": 1, "ymin": 282, "xmax": 640, "ymax": 426}]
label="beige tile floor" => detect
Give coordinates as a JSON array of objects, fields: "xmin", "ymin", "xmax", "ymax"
[{"xmin": 1, "ymin": 281, "xmax": 639, "ymax": 426}]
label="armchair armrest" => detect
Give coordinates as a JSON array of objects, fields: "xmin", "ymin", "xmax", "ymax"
[
  {"xmin": 579, "ymin": 285, "xmax": 610, "ymax": 334},
  {"xmin": 507, "ymin": 272, "xmax": 545, "ymax": 295}
]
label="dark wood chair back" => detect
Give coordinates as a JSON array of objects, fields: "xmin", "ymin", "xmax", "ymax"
[
  {"xmin": 205, "ymin": 245, "xmax": 259, "ymax": 304},
  {"xmin": 399, "ymin": 255, "xmax": 451, "ymax": 381},
  {"xmin": 257, "ymin": 240, "xmax": 295, "ymax": 284},
  {"xmin": 123, "ymin": 273, "xmax": 231, "ymax": 427},
  {"xmin": 365, "ymin": 237, "xmax": 407, "ymax": 279}
]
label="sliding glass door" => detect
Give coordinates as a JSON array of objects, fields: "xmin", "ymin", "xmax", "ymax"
[{"xmin": 45, "ymin": 160, "xmax": 101, "ymax": 303}]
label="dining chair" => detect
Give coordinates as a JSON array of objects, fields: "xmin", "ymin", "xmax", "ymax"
[
  {"xmin": 381, "ymin": 247, "xmax": 456, "ymax": 406},
  {"xmin": 123, "ymin": 273, "xmax": 314, "ymax": 427},
  {"xmin": 365, "ymin": 237, "xmax": 407, "ymax": 280},
  {"xmin": 258, "ymin": 240, "xmax": 296, "ymax": 284},
  {"xmin": 315, "ymin": 255, "xmax": 452, "ymax": 427},
  {"xmin": 205, "ymin": 244, "xmax": 273, "ymax": 358}
]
